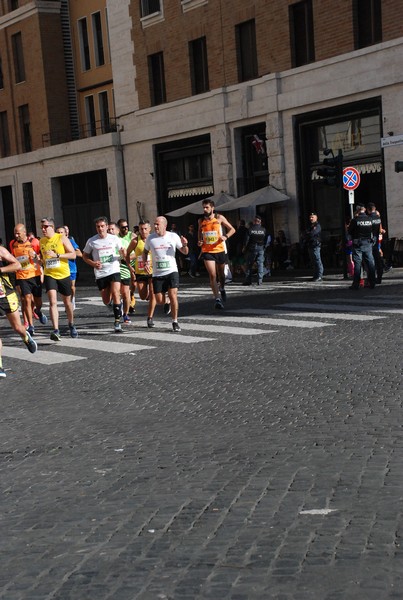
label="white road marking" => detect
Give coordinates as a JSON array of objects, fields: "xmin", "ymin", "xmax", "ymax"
[
  {"xmin": 50, "ymin": 339, "xmax": 154, "ymax": 353},
  {"xmin": 2, "ymin": 347, "xmax": 86, "ymax": 364},
  {"xmin": 176, "ymin": 323, "xmax": 276, "ymax": 335},
  {"xmin": 234, "ymin": 308, "xmax": 385, "ymax": 321},
  {"xmin": 279, "ymin": 302, "xmax": 403, "ymax": 314},
  {"xmin": 123, "ymin": 332, "xmax": 214, "ymax": 343},
  {"xmin": 322, "ymin": 297, "xmax": 403, "ymax": 306},
  {"xmin": 181, "ymin": 315, "xmax": 333, "ymax": 328}
]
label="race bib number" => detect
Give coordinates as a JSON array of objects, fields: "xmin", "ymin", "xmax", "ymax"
[
  {"xmin": 156, "ymin": 260, "xmax": 170, "ymax": 269},
  {"xmin": 204, "ymin": 231, "xmax": 218, "ymax": 244},
  {"xmin": 99, "ymin": 248, "xmax": 114, "ymax": 264},
  {"xmin": 136, "ymin": 256, "xmax": 149, "ymax": 270},
  {"xmin": 17, "ymin": 255, "xmax": 30, "ymax": 270},
  {"xmin": 45, "ymin": 258, "xmax": 60, "ymax": 270}
]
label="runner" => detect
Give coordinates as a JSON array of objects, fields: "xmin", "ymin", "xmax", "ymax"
[
  {"xmin": 11, "ymin": 223, "xmax": 47, "ymax": 335},
  {"xmin": 61, "ymin": 225, "xmax": 82, "ymax": 310},
  {"xmin": 198, "ymin": 199, "xmax": 235, "ymax": 309},
  {"xmin": 126, "ymin": 219, "xmax": 156, "ymax": 328},
  {"xmin": 0, "ymin": 245, "xmax": 37, "ymax": 378},
  {"xmin": 117, "ymin": 218, "xmax": 135, "ymax": 324},
  {"xmin": 82, "ymin": 216, "xmax": 126, "ymax": 333},
  {"xmin": 143, "ymin": 216, "xmax": 188, "ymax": 332},
  {"xmin": 39, "ymin": 218, "xmax": 78, "ymax": 340}
]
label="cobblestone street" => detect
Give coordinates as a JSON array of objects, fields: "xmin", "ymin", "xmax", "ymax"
[{"xmin": 1, "ymin": 272, "xmax": 403, "ymax": 599}]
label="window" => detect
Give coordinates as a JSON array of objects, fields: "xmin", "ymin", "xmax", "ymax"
[
  {"xmin": 189, "ymin": 37, "xmax": 209, "ymax": 95},
  {"xmin": 140, "ymin": 0, "xmax": 161, "ymax": 17},
  {"xmin": 84, "ymin": 95, "xmax": 96, "ymax": 136},
  {"xmin": 78, "ymin": 18, "xmax": 91, "ymax": 71},
  {"xmin": 12, "ymin": 32, "xmax": 25, "ymax": 83},
  {"xmin": 19, "ymin": 104, "xmax": 31, "ymax": 152},
  {"xmin": 354, "ymin": 0, "xmax": 382, "ymax": 49},
  {"xmin": 235, "ymin": 20, "xmax": 258, "ymax": 83},
  {"xmin": 9, "ymin": 1, "xmax": 19, "ymax": 10},
  {"xmin": 0, "ymin": 112, "xmax": 10, "ymax": 157},
  {"xmin": 92, "ymin": 12, "xmax": 105, "ymax": 67},
  {"xmin": 22, "ymin": 182, "xmax": 36, "ymax": 235},
  {"xmin": 98, "ymin": 91, "xmax": 110, "ymax": 133},
  {"xmin": 148, "ymin": 52, "xmax": 166, "ymax": 105},
  {"xmin": 289, "ymin": 0, "xmax": 314, "ymax": 67}
]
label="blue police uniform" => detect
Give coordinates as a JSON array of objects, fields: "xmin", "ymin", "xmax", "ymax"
[{"xmin": 348, "ymin": 209, "xmax": 376, "ymax": 289}]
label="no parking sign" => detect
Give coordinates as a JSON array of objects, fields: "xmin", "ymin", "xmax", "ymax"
[{"xmin": 343, "ymin": 167, "xmax": 360, "ymax": 190}]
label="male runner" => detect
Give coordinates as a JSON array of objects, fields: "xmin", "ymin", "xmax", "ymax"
[
  {"xmin": 11, "ymin": 223, "xmax": 47, "ymax": 335},
  {"xmin": 143, "ymin": 216, "xmax": 188, "ymax": 332},
  {"xmin": 126, "ymin": 219, "xmax": 156, "ymax": 328},
  {"xmin": 117, "ymin": 218, "xmax": 134, "ymax": 324},
  {"xmin": 198, "ymin": 199, "xmax": 235, "ymax": 309},
  {"xmin": 82, "ymin": 216, "xmax": 126, "ymax": 333},
  {"xmin": 40, "ymin": 218, "xmax": 78, "ymax": 340},
  {"xmin": 61, "ymin": 225, "xmax": 82, "ymax": 309},
  {"xmin": 0, "ymin": 245, "xmax": 37, "ymax": 377}
]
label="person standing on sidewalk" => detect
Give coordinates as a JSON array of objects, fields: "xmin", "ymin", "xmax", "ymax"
[
  {"xmin": 304, "ymin": 212, "xmax": 324, "ymax": 282},
  {"xmin": 198, "ymin": 199, "xmax": 235, "ymax": 309},
  {"xmin": 143, "ymin": 216, "xmax": 188, "ymax": 332},
  {"xmin": 243, "ymin": 215, "xmax": 267, "ymax": 286},
  {"xmin": 82, "ymin": 216, "xmax": 126, "ymax": 333},
  {"xmin": 366, "ymin": 203, "xmax": 384, "ymax": 284},
  {"xmin": 348, "ymin": 205, "xmax": 376, "ymax": 290},
  {"xmin": 0, "ymin": 245, "xmax": 37, "ymax": 377},
  {"xmin": 39, "ymin": 218, "xmax": 78, "ymax": 340}
]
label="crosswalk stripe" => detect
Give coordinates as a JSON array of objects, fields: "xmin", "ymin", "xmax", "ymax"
[
  {"xmin": 44, "ymin": 338, "xmax": 155, "ymax": 353},
  {"xmin": 176, "ymin": 323, "xmax": 276, "ymax": 335},
  {"xmin": 323, "ymin": 297, "xmax": 403, "ymax": 306},
  {"xmin": 279, "ymin": 302, "xmax": 403, "ymax": 314},
  {"xmin": 234, "ymin": 308, "xmax": 385, "ymax": 321},
  {"xmin": 123, "ymin": 332, "xmax": 214, "ymax": 343},
  {"xmin": 2, "ymin": 346, "xmax": 86, "ymax": 364},
  {"xmin": 181, "ymin": 315, "xmax": 333, "ymax": 328}
]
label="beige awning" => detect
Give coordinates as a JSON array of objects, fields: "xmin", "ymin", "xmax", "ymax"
[
  {"xmin": 218, "ymin": 186, "xmax": 289, "ymax": 211},
  {"xmin": 166, "ymin": 192, "xmax": 235, "ymax": 217}
]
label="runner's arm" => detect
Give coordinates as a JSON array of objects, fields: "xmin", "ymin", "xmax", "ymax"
[
  {"xmin": 0, "ymin": 248, "xmax": 21, "ymax": 274},
  {"xmin": 218, "ymin": 215, "xmax": 236, "ymax": 241}
]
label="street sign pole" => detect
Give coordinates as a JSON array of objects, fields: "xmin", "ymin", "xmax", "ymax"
[{"xmin": 337, "ymin": 150, "xmax": 348, "ymax": 279}]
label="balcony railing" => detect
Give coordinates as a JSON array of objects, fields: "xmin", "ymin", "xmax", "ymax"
[{"xmin": 42, "ymin": 118, "xmax": 118, "ymax": 147}]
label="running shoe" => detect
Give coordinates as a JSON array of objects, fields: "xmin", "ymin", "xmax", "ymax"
[
  {"xmin": 33, "ymin": 308, "xmax": 39, "ymax": 320},
  {"xmin": 164, "ymin": 302, "xmax": 171, "ymax": 315},
  {"xmin": 50, "ymin": 330, "xmax": 61, "ymax": 341},
  {"xmin": 27, "ymin": 325, "xmax": 35, "ymax": 336},
  {"xmin": 172, "ymin": 321, "xmax": 181, "ymax": 332},
  {"xmin": 147, "ymin": 317, "xmax": 155, "ymax": 328},
  {"xmin": 24, "ymin": 332, "xmax": 38, "ymax": 354},
  {"xmin": 0, "ymin": 367, "xmax": 6, "ymax": 378},
  {"xmin": 219, "ymin": 288, "xmax": 227, "ymax": 303},
  {"xmin": 69, "ymin": 323, "xmax": 78, "ymax": 338},
  {"xmin": 128, "ymin": 306, "xmax": 136, "ymax": 315},
  {"xmin": 123, "ymin": 314, "xmax": 131, "ymax": 324},
  {"xmin": 215, "ymin": 298, "xmax": 224, "ymax": 310},
  {"xmin": 114, "ymin": 321, "xmax": 123, "ymax": 333},
  {"xmin": 38, "ymin": 312, "xmax": 48, "ymax": 325}
]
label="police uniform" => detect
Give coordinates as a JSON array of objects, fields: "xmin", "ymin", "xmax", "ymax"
[
  {"xmin": 244, "ymin": 222, "xmax": 267, "ymax": 285},
  {"xmin": 368, "ymin": 210, "xmax": 383, "ymax": 283},
  {"xmin": 348, "ymin": 208, "xmax": 376, "ymax": 288}
]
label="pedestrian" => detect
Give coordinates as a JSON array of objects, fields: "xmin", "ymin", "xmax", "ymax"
[
  {"xmin": 348, "ymin": 205, "xmax": 376, "ymax": 290},
  {"xmin": 143, "ymin": 216, "xmax": 189, "ymax": 332},
  {"xmin": 198, "ymin": 199, "xmax": 235, "ymax": 309},
  {"xmin": 228, "ymin": 219, "xmax": 248, "ymax": 277},
  {"xmin": 117, "ymin": 218, "xmax": 135, "ymax": 324},
  {"xmin": 56, "ymin": 226, "xmax": 82, "ymax": 310},
  {"xmin": 39, "ymin": 218, "xmax": 78, "ymax": 340},
  {"xmin": 0, "ymin": 245, "xmax": 37, "ymax": 377},
  {"xmin": 242, "ymin": 215, "xmax": 267, "ymax": 286},
  {"xmin": 186, "ymin": 224, "xmax": 200, "ymax": 277},
  {"xmin": 82, "ymin": 216, "xmax": 126, "ymax": 333},
  {"xmin": 11, "ymin": 223, "xmax": 47, "ymax": 335},
  {"xmin": 304, "ymin": 212, "xmax": 324, "ymax": 282},
  {"xmin": 126, "ymin": 219, "xmax": 157, "ymax": 328},
  {"xmin": 366, "ymin": 203, "xmax": 384, "ymax": 284}
]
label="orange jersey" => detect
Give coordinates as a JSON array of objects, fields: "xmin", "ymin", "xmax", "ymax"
[
  {"xmin": 200, "ymin": 217, "xmax": 225, "ymax": 253},
  {"xmin": 11, "ymin": 240, "xmax": 38, "ymax": 279}
]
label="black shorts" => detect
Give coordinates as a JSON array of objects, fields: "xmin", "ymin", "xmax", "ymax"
[
  {"xmin": 0, "ymin": 291, "xmax": 19, "ymax": 316},
  {"xmin": 16, "ymin": 276, "xmax": 42, "ymax": 298},
  {"xmin": 96, "ymin": 272, "xmax": 121, "ymax": 291},
  {"xmin": 152, "ymin": 271, "xmax": 179, "ymax": 294},
  {"xmin": 44, "ymin": 275, "xmax": 72, "ymax": 296},
  {"xmin": 136, "ymin": 273, "xmax": 152, "ymax": 283},
  {"xmin": 120, "ymin": 277, "xmax": 131, "ymax": 287},
  {"xmin": 202, "ymin": 251, "xmax": 227, "ymax": 265}
]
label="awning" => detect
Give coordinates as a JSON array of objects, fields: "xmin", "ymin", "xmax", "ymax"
[
  {"xmin": 218, "ymin": 186, "xmax": 289, "ymax": 211},
  {"xmin": 166, "ymin": 192, "xmax": 235, "ymax": 217}
]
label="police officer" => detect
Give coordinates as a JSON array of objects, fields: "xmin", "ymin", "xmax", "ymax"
[
  {"xmin": 243, "ymin": 215, "xmax": 267, "ymax": 286},
  {"xmin": 348, "ymin": 205, "xmax": 376, "ymax": 289},
  {"xmin": 304, "ymin": 212, "xmax": 323, "ymax": 282},
  {"xmin": 366, "ymin": 202, "xmax": 384, "ymax": 284}
]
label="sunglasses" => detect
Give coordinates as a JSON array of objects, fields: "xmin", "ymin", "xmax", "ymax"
[
  {"xmin": 41, "ymin": 224, "xmax": 53, "ymax": 229},
  {"xmin": 120, "ymin": 225, "xmax": 129, "ymax": 229}
]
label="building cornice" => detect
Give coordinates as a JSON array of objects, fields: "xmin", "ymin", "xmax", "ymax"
[{"xmin": 0, "ymin": 1, "xmax": 61, "ymax": 29}]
